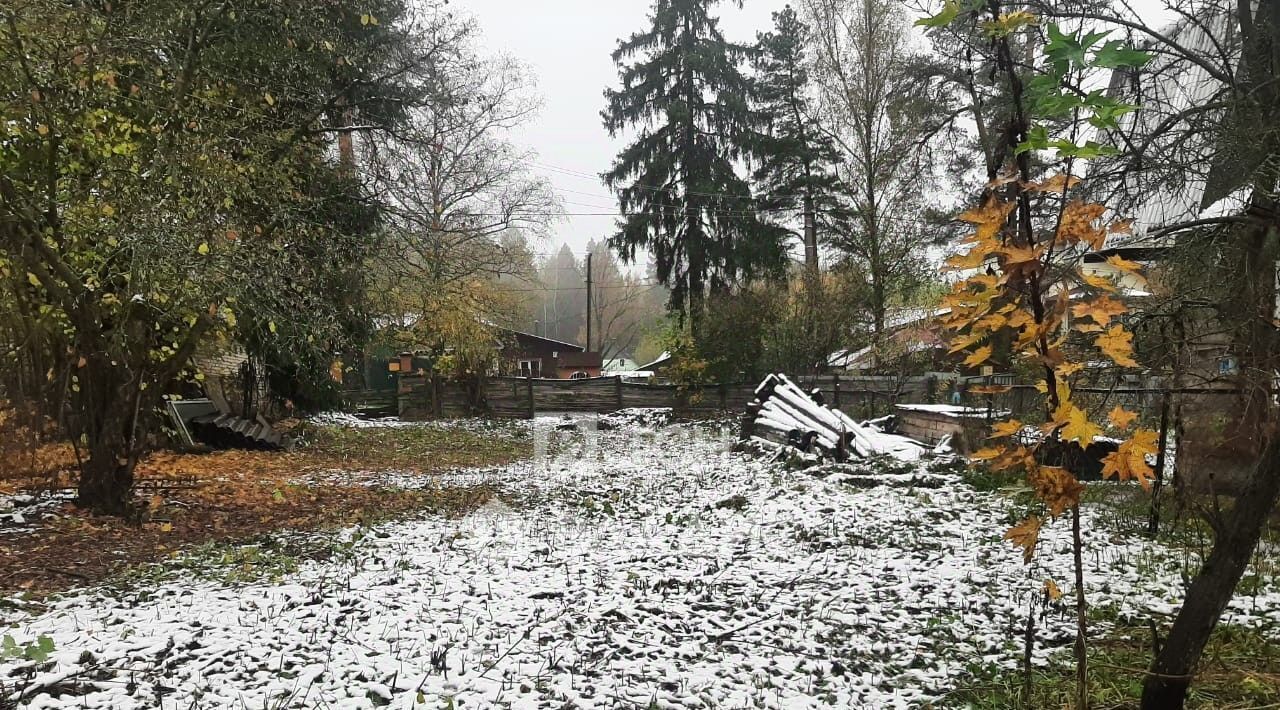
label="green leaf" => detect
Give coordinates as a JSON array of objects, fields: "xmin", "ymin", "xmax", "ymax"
[
  {"xmin": 916, "ymin": 0, "xmax": 962, "ymax": 28},
  {"xmin": 1016, "ymin": 124, "xmax": 1050, "ymax": 155},
  {"xmin": 1094, "ymin": 40, "xmax": 1152, "ymax": 69},
  {"xmin": 197, "ymin": 242, "xmax": 210, "ymax": 256}
]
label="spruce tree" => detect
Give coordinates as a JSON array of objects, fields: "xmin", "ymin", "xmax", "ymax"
[
  {"xmin": 602, "ymin": 0, "xmax": 784, "ymax": 336},
  {"xmin": 752, "ymin": 6, "xmax": 844, "ymax": 277}
]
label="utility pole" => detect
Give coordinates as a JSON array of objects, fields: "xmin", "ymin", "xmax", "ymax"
[{"xmin": 585, "ymin": 252, "xmax": 594, "ymax": 352}]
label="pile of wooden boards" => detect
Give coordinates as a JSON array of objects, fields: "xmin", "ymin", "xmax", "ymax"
[{"xmin": 741, "ymin": 374, "xmax": 942, "ymax": 463}]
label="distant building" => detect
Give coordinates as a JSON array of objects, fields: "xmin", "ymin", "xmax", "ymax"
[
  {"xmin": 495, "ymin": 329, "xmax": 603, "ymax": 380},
  {"xmin": 603, "ymin": 357, "xmax": 639, "ymax": 373}
]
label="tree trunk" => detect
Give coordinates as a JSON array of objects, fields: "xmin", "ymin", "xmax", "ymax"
[
  {"xmin": 803, "ymin": 192, "xmax": 819, "ymax": 277},
  {"xmin": 1144, "ymin": 212, "xmax": 1279, "ymax": 706},
  {"xmin": 77, "ymin": 433, "xmax": 136, "ymax": 516},
  {"xmin": 1141, "ymin": 430, "xmax": 1280, "ymax": 708}
]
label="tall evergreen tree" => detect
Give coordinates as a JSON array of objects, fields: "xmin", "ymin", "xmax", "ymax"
[
  {"xmin": 602, "ymin": 0, "xmax": 785, "ymax": 337},
  {"xmin": 752, "ymin": 6, "xmax": 844, "ymax": 277}
]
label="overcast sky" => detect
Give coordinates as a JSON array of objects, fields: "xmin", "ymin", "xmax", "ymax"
[
  {"xmin": 462, "ymin": 0, "xmax": 792, "ymax": 260},
  {"xmin": 461, "ymin": 0, "xmax": 1174, "ymax": 262}
]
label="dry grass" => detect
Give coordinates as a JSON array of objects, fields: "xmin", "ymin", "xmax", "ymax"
[{"xmin": 0, "ymin": 421, "xmax": 529, "ymax": 596}]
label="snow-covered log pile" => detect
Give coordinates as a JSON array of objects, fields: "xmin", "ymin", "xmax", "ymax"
[{"xmin": 741, "ymin": 374, "xmax": 943, "ymax": 463}]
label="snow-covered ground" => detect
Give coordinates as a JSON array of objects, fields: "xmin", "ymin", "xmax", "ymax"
[{"xmin": 3, "ymin": 418, "xmax": 1277, "ymax": 709}]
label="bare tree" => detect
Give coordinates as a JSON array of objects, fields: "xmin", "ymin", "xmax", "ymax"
[
  {"xmin": 365, "ymin": 45, "xmax": 558, "ymax": 333},
  {"xmin": 801, "ymin": 0, "xmax": 941, "ymax": 340}
]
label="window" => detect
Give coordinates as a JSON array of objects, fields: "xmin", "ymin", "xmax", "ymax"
[
  {"xmin": 519, "ymin": 359, "xmax": 542, "ymax": 378},
  {"xmin": 570, "ymin": 371, "xmax": 589, "ymax": 380}
]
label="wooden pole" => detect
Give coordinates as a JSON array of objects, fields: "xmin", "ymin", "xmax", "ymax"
[
  {"xmin": 615, "ymin": 375, "xmax": 624, "ymax": 411},
  {"xmin": 585, "ymin": 252, "xmax": 593, "ymax": 352},
  {"xmin": 833, "ymin": 374, "xmax": 842, "ymax": 408},
  {"xmin": 526, "ymin": 376, "xmax": 535, "ymax": 419}
]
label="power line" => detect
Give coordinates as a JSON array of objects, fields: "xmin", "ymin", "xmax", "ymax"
[{"xmin": 537, "ymin": 161, "xmax": 760, "ymax": 202}]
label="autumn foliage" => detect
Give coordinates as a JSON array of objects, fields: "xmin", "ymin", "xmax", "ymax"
[{"xmin": 941, "ymin": 184, "xmax": 1158, "ymax": 559}]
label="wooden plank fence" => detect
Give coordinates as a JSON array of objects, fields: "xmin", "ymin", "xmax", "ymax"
[{"xmin": 394, "ymin": 374, "xmax": 939, "ymax": 421}]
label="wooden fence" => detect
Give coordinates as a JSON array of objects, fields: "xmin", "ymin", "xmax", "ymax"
[{"xmin": 394, "ymin": 374, "xmax": 937, "ymax": 421}]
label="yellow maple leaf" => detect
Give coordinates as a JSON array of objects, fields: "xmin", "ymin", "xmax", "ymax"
[
  {"xmin": 959, "ymin": 197, "xmax": 1017, "ymax": 225},
  {"xmin": 1056, "ymin": 404, "xmax": 1101, "ymax": 444},
  {"xmin": 1096, "ymin": 325, "xmax": 1139, "ymax": 367},
  {"xmin": 1080, "ymin": 270, "xmax": 1118, "ymax": 292},
  {"xmin": 1030, "ymin": 466, "xmax": 1085, "ymax": 517},
  {"xmin": 945, "ymin": 248, "xmax": 990, "ymax": 271},
  {"xmin": 1108, "ymin": 406, "xmax": 1138, "ymax": 430},
  {"xmin": 963, "ymin": 345, "xmax": 994, "ymax": 368},
  {"xmin": 1045, "ymin": 579, "xmax": 1063, "ymax": 601},
  {"xmin": 971, "ymin": 446, "xmax": 1006, "ymax": 461},
  {"xmin": 1005, "ymin": 516, "xmax": 1043, "ymax": 563},
  {"xmin": 1057, "ymin": 201, "xmax": 1109, "ymax": 249},
  {"xmin": 1071, "ymin": 295, "xmax": 1128, "ymax": 327},
  {"xmin": 1105, "ymin": 254, "xmax": 1144, "ymax": 274},
  {"xmin": 1101, "ymin": 429, "xmax": 1159, "ymax": 489},
  {"xmin": 990, "ymin": 420, "xmax": 1024, "ymax": 439},
  {"xmin": 1027, "ymin": 173, "xmax": 1081, "ymax": 193},
  {"xmin": 1056, "ymin": 362, "xmax": 1084, "ymax": 377},
  {"xmin": 949, "ymin": 332, "xmax": 986, "ymax": 355}
]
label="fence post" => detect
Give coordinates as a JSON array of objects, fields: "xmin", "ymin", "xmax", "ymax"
[
  {"xmin": 615, "ymin": 375, "xmax": 624, "ymax": 411},
  {"xmin": 719, "ymin": 382, "xmax": 728, "ymax": 411},
  {"xmin": 431, "ymin": 374, "xmax": 443, "ymax": 419},
  {"xmin": 1148, "ymin": 390, "xmax": 1174, "ymax": 536},
  {"xmin": 526, "ymin": 376, "xmax": 535, "ymax": 419},
  {"xmin": 833, "ymin": 373, "xmax": 841, "ymax": 408}
]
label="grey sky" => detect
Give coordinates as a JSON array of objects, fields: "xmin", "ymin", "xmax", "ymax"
[
  {"xmin": 463, "ymin": 0, "xmax": 792, "ymax": 260},
  {"xmin": 462, "ymin": 0, "xmax": 1174, "ymax": 261}
]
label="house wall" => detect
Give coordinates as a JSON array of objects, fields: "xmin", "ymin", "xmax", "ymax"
[{"xmin": 1175, "ymin": 324, "xmax": 1260, "ymax": 493}]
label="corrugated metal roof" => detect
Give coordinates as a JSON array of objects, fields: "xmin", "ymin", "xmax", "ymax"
[{"xmin": 1098, "ymin": 8, "xmax": 1245, "ymax": 248}]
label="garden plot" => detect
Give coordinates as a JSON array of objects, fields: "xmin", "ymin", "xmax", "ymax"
[{"xmin": 3, "ymin": 420, "xmax": 1278, "ymax": 709}]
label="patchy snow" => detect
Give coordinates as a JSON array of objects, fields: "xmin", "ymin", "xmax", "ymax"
[
  {"xmin": 2, "ymin": 422, "xmax": 1277, "ymax": 709},
  {"xmin": 307, "ymin": 412, "xmax": 520, "ymax": 437},
  {"xmin": 896, "ymin": 404, "xmax": 1012, "ymax": 420},
  {"xmin": 0, "ymin": 491, "xmax": 74, "ymax": 537}
]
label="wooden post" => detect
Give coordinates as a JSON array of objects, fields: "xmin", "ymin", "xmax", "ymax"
[
  {"xmin": 833, "ymin": 374, "xmax": 842, "ymax": 408},
  {"xmin": 615, "ymin": 375, "xmax": 624, "ymax": 411},
  {"xmin": 526, "ymin": 376, "xmax": 535, "ymax": 419},
  {"xmin": 1148, "ymin": 390, "xmax": 1174, "ymax": 536},
  {"xmin": 719, "ymin": 382, "xmax": 728, "ymax": 411},
  {"xmin": 431, "ymin": 374, "xmax": 443, "ymax": 419}
]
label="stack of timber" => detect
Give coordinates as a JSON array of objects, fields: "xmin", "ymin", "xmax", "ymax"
[{"xmin": 741, "ymin": 374, "xmax": 941, "ymax": 463}]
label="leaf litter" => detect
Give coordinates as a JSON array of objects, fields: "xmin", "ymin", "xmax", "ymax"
[{"xmin": 1, "ymin": 417, "xmax": 1277, "ymax": 708}]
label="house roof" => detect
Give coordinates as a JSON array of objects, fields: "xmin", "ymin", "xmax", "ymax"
[
  {"xmin": 638, "ymin": 351, "xmax": 673, "ymax": 371},
  {"xmin": 1097, "ymin": 9, "xmax": 1246, "ymax": 246},
  {"xmin": 502, "ymin": 328, "xmax": 586, "ymax": 353}
]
